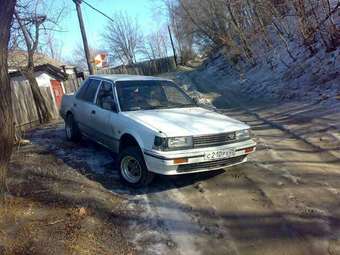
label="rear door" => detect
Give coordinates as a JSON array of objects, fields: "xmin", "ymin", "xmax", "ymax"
[
  {"xmin": 89, "ymin": 80, "xmax": 119, "ymax": 150},
  {"xmin": 73, "ymin": 78, "xmax": 101, "ymax": 136}
]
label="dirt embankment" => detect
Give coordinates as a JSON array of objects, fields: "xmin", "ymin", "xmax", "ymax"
[{"xmin": 0, "ymin": 124, "xmax": 135, "ymax": 255}]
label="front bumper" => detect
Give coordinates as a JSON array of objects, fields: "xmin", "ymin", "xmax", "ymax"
[{"xmin": 143, "ymin": 139, "xmax": 256, "ymax": 175}]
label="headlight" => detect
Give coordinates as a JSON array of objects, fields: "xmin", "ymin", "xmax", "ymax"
[
  {"xmin": 236, "ymin": 129, "xmax": 251, "ymax": 140},
  {"xmin": 167, "ymin": 137, "xmax": 193, "ymax": 149},
  {"xmin": 153, "ymin": 136, "xmax": 193, "ymax": 150}
]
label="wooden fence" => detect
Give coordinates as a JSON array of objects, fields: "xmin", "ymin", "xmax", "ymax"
[
  {"xmin": 63, "ymin": 73, "xmax": 82, "ymax": 94},
  {"xmin": 97, "ymin": 57, "xmax": 176, "ymax": 76},
  {"xmin": 63, "ymin": 57, "xmax": 176, "ymax": 95},
  {"xmin": 11, "ymin": 79, "xmax": 59, "ymax": 138},
  {"xmin": 64, "ymin": 57, "xmax": 176, "ymax": 94}
]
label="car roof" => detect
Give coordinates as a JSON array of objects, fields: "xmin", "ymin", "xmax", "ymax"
[{"xmin": 88, "ymin": 74, "xmax": 172, "ymax": 83}]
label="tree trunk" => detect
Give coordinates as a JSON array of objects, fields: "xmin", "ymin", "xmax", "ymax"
[
  {"xmin": 22, "ymin": 69, "xmax": 52, "ymax": 124},
  {"xmin": 22, "ymin": 50, "xmax": 52, "ymax": 123},
  {"xmin": 225, "ymin": 1, "xmax": 253, "ymax": 60},
  {"xmin": 0, "ymin": 0, "xmax": 17, "ymax": 201}
]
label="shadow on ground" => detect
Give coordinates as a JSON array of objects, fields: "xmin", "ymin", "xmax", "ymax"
[{"xmin": 26, "ymin": 122, "xmax": 226, "ymax": 196}]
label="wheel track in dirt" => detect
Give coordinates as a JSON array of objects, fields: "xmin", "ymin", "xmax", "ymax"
[{"xmin": 148, "ymin": 71, "xmax": 337, "ymax": 254}]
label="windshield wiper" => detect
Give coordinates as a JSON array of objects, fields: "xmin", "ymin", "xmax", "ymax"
[
  {"xmin": 166, "ymin": 103, "xmax": 197, "ymax": 108},
  {"xmin": 144, "ymin": 103, "xmax": 197, "ymax": 110},
  {"xmin": 144, "ymin": 105, "xmax": 170, "ymax": 110}
]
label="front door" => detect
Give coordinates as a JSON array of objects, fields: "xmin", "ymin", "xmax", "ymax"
[
  {"xmin": 90, "ymin": 80, "xmax": 119, "ymax": 151},
  {"xmin": 51, "ymin": 80, "xmax": 64, "ymax": 108}
]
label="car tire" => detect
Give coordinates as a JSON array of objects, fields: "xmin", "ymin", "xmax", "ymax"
[
  {"xmin": 65, "ymin": 113, "xmax": 81, "ymax": 142},
  {"xmin": 119, "ymin": 147, "xmax": 154, "ymax": 188}
]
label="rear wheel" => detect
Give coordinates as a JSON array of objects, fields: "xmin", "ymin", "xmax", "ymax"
[
  {"xmin": 65, "ymin": 113, "xmax": 81, "ymax": 142},
  {"xmin": 119, "ymin": 147, "xmax": 154, "ymax": 187}
]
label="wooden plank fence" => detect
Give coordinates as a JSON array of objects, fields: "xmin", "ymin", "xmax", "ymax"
[
  {"xmin": 11, "ymin": 79, "xmax": 59, "ymax": 138},
  {"xmin": 63, "ymin": 73, "xmax": 82, "ymax": 94},
  {"xmin": 97, "ymin": 57, "xmax": 176, "ymax": 76}
]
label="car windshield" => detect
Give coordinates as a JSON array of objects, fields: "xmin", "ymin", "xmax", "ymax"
[{"xmin": 116, "ymin": 80, "xmax": 196, "ymax": 111}]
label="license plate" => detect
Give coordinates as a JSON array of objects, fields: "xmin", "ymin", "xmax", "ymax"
[{"xmin": 204, "ymin": 149, "xmax": 236, "ymax": 160}]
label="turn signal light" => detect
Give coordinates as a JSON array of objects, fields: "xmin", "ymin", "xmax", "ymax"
[
  {"xmin": 244, "ymin": 147, "xmax": 255, "ymax": 153},
  {"xmin": 174, "ymin": 158, "xmax": 188, "ymax": 164}
]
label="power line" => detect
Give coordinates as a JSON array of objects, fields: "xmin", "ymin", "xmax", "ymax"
[{"xmin": 81, "ymin": 0, "xmax": 114, "ymax": 23}]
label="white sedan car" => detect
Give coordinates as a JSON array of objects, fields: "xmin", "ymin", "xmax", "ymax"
[{"xmin": 60, "ymin": 75, "xmax": 256, "ymax": 187}]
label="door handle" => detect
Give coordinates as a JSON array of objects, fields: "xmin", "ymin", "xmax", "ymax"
[{"xmin": 91, "ymin": 110, "xmax": 96, "ymax": 114}]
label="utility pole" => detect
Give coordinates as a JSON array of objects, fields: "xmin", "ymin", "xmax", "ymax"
[
  {"xmin": 73, "ymin": 0, "xmax": 94, "ymax": 74},
  {"xmin": 168, "ymin": 25, "xmax": 178, "ymax": 67}
]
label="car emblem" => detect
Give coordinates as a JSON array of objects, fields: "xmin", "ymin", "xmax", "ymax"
[{"xmin": 226, "ymin": 132, "xmax": 236, "ymax": 140}]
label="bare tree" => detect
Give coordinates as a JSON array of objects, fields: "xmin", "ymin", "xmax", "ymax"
[
  {"xmin": 164, "ymin": 0, "xmax": 196, "ymax": 64},
  {"xmin": 142, "ymin": 28, "xmax": 170, "ymax": 60},
  {"xmin": 0, "ymin": 0, "xmax": 17, "ymax": 200},
  {"xmin": 12, "ymin": 0, "xmax": 64, "ymax": 123},
  {"xmin": 43, "ymin": 33, "xmax": 63, "ymax": 62},
  {"xmin": 69, "ymin": 42, "xmax": 99, "ymax": 70},
  {"xmin": 292, "ymin": 0, "xmax": 318, "ymax": 54},
  {"xmin": 13, "ymin": 10, "xmax": 52, "ymax": 123},
  {"xmin": 102, "ymin": 12, "xmax": 144, "ymax": 65}
]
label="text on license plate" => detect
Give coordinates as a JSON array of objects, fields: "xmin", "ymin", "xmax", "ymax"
[{"xmin": 204, "ymin": 149, "xmax": 236, "ymax": 160}]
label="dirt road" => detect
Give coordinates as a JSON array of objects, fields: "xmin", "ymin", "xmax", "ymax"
[{"xmin": 27, "ymin": 86, "xmax": 340, "ymax": 254}]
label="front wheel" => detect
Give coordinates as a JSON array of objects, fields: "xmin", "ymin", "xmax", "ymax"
[
  {"xmin": 65, "ymin": 113, "xmax": 81, "ymax": 142},
  {"xmin": 119, "ymin": 147, "xmax": 154, "ymax": 188}
]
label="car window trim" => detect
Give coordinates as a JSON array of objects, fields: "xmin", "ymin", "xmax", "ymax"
[
  {"xmin": 110, "ymin": 81, "xmax": 121, "ymax": 112},
  {"xmin": 95, "ymin": 79, "xmax": 118, "ymax": 112}
]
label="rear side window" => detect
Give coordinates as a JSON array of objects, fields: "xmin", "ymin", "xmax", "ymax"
[
  {"xmin": 76, "ymin": 79, "xmax": 90, "ymax": 99},
  {"xmin": 77, "ymin": 79, "xmax": 101, "ymax": 103}
]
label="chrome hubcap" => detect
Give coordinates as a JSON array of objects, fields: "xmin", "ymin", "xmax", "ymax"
[{"xmin": 121, "ymin": 156, "xmax": 142, "ymax": 183}]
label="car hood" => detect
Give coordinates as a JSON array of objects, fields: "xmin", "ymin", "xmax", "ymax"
[{"xmin": 123, "ymin": 107, "xmax": 249, "ymax": 137}]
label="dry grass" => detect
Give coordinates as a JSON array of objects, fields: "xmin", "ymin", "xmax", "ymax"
[{"xmin": 0, "ymin": 143, "xmax": 135, "ymax": 255}]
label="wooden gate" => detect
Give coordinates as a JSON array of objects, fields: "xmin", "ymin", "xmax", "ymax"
[{"xmin": 51, "ymin": 80, "xmax": 64, "ymax": 108}]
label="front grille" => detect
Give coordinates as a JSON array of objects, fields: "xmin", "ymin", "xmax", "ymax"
[
  {"xmin": 177, "ymin": 155, "xmax": 246, "ymax": 173},
  {"xmin": 193, "ymin": 132, "xmax": 236, "ymax": 148}
]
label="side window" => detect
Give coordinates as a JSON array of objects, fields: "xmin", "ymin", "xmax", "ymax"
[
  {"xmin": 96, "ymin": 81, "xmax": 114, "ymax": 111},
  {"xmin": 76, "ymin": 79, "xmax": 90, "ymax": 99},
  {"xmin": 82, "ymin": 79, "xmax": 101, "ymax": 103}
]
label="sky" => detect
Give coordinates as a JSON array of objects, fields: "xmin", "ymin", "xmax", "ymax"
[{"xmin": 50, "ymin": 0, "xmax": 167, "ymax": 60}]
